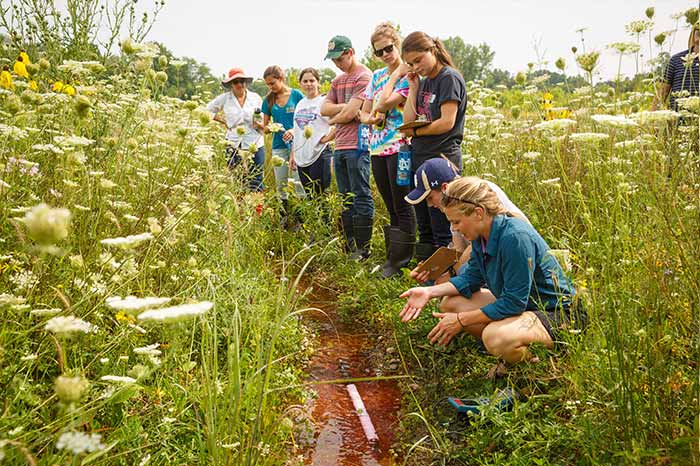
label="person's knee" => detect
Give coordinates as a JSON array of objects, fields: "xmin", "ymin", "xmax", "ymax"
[
  {"xmin": 439, "ymin": 297, "xmax": 458, "ymax": 313},
  {"xmin": 482, "ymin": 324, "xmax": 513, "ymax": 357}
]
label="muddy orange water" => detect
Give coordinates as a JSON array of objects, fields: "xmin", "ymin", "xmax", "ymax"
[{"xmin": 299, "ymin": 284, "xmax": 402, "ymax": 466}]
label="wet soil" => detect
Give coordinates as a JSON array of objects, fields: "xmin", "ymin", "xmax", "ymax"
[{"xmin": 298, "ymin": 283, "xmax": 402, "ymax": 466}]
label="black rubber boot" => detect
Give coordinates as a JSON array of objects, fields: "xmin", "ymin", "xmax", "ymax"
[
  {"xmin": 415, "ymin": 242, "xmax": 437, "ymax": 262},
  {"xmin": 339, "ymin": 214, "xmax": 355, "ymax": 253},
  {"xmin": 381, "ymin": 228, "xmax": 416, "ymax": 278},
  {"xmin": 350, "ymin": 215, "xmax": 373, "ymax": 261},
  {"xmin": 382, "ymin": 225, "xmax": 391, "ymax": 262}
]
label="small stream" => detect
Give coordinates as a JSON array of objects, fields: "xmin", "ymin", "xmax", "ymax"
[{"xmin": 299, "ymin": 285, "xmax": 402, "ymax": 466}]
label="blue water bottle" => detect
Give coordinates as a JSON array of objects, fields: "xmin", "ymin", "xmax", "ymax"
[
  {"xmin": 358, "ymin": 123, "xmax": 370, "ymax": 152},
  {"xmin": 396, "ymin": 142, "xmax": 411, "ymax": 186}
]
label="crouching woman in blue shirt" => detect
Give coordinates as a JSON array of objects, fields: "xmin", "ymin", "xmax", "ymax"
[{"xmin": 399, "ymin": 177, "xmax": 585, "ymax": 366}]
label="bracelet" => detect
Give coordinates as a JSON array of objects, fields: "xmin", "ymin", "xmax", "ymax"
[{"xmin": 456, "ymin": 313, "xmax": 466, "ymax": 329}]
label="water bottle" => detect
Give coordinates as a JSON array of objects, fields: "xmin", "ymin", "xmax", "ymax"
[
  {"xmin": 253, "ymin": 108, "xmax": 262, "ymax": 124},
  {"xmin": 358, "ymin": 123, "xmax": 369, "ymax": 152},
  {"xmin": 396, "ymin": 142, "xmax": 411, "ymax": 186}
]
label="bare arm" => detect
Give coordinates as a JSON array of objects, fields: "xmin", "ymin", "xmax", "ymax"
[
  {"xmin": 373, "ymin": 91, "xmax": 406, "ymax": 114},
  {"xmin": 319, "ymin": 126, "xmax": 336, "ymax": 144},
  {"xmin": 321, "ymin": 101, "xmax": 344, "ymax": 117},
  {"xmin": 402, "ymin": 71, "xmax": 420, "ymax": 123},
  {"xmin": 403, "ymin": 101, "xmax": 458, "ymax": 138},
  {"xmin": 651, "ymin": 82, "xmax": 671, "ymax": 111},
  {"xmin": 359, "ymin": 98, "xmax": 374, "ymax": 125},
  {"xmin": 328, "ymin": 97, "xmax": 363, "ymax": 125}
]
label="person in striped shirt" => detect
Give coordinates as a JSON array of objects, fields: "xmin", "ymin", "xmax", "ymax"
[{"xmin": 653, "ymin": 25, "xmax": 699, "ymax": 111}]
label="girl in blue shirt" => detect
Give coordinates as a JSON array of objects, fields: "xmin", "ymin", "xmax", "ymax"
[
  {"xmin": 262, "ymin": 66, "xmax": 306, "ymax": 226},
  {"xmin": 399, "ymin": 177, "xmax": 585, "ymax": 369}
]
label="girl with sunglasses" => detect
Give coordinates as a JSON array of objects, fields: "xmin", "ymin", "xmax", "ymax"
[
  {"xmin": 399, "ymin": 177, "xmax": 586, "ymax": 375},
  {"xmin": 359, "ymin": 22, "xmax": 417, "ymax": 278},
  {"xmin": 206, "ymin": 67, "xmax": 265, "ymax": 191},
  {"xmin": 399, "ymin": 31, "xmax": 467, "ymax": 263}
]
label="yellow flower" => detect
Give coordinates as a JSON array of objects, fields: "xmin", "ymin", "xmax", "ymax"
[
  {"xmin": 19, "ymin": 50, "xmax": 31, "ymax": 65},
  {"xmin": 0, "ymin": 67, "xmax": 13, "ymax": 90},
  {"xmin": 28, "ymin": 80, "xmax": 38, "ymax": 91},
  {"xmin": 52, "ymin": 80, "xmax": 64, "ymax": 92},
  {"xmin": 115, "ymin": 311, "xmax": 136, "ymax": 324},
  {"xmin": 543, "ymin": 92, "xmax": 554, "ymax": 101},
  {"xmin": 62, "ymin": 84, "xmax": 76, "ymax": 96},
  {"xmin": 13, "ymin": 58, "xmax": 29, "ymax": 79}
]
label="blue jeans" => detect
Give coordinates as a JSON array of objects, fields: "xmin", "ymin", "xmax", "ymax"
[
  {"xmin": 333, "ymin": 149, "xmax": 374, "ymax": 218},
  {"xmin": 298, "ymin": 147, "xmax": 332, "ymax": 197},
  {"xmin": 226, "ymin": 145, "xmax": 265, "ymax": 192}
]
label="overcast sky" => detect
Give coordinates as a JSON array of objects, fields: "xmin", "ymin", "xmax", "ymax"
[{"xmin": 146, "ymin": 0, "xmax": 697, "ymax": 81}]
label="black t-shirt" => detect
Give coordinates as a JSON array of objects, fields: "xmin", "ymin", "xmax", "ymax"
[{"xmin": 411, "ymin": 66, "xmax": 467, "ymax": 158}]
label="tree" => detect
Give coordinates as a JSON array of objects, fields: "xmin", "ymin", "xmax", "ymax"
[
  {"xmin": 361, "ymin": 46, "xmax": 384, "ymax": 71},
  {"xmin": 442, "ymin": 36, "xmax": 495, "ymax": 83}
]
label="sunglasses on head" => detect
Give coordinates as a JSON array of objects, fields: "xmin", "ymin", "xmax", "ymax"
[
  {"xmin": 373, "ymin": 44, "xmax": 394, "ymax": 57},
  {"xmin": 441, "ymin": 192, "xmax": 481, "ymax": 209}
]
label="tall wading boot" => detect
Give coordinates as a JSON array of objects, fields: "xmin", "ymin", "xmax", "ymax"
[
  {"xmin": 382, "ymin": 225, "xmax": 391, "ymax": 262},
  {"xmin": 350, "ymin": 215, "xmax": 373, "ymax": 261},
  {"xmin": 380, "ymin": 228, "xmax": 416, "ymax": 278},
  {"xmin": 339, "ymin": 214, "xmax": 355, "ymax": 253}
]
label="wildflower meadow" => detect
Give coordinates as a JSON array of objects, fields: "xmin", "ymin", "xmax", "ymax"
[{"xmin": 0, "ymin": 1, "xmax": 698, "ymax": 465}]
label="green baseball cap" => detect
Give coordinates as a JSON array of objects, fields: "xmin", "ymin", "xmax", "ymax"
[{"xmin": 325, "ymin": 35, "xmax": 353, "ymax": 59}]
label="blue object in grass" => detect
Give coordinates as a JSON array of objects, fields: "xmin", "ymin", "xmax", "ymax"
[{"xmin": 448, "ymin": 387, "xmax": 516, "ymax": 414}]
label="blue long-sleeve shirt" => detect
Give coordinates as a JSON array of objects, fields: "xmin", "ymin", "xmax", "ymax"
[{"xmin": 448, "ymin": 215, "xmax": 576, "ymax": 321}]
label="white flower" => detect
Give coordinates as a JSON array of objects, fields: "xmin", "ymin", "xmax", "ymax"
[
  {"xmin": 56, "ymin": 431, "xmax": 105, "ymax": 455},
  {"xmin": 569, "ymin": 132, "xmax": 610, "ymax": 144},
  {"xmin": 676, "ymin": 96, "xmax": 700, "ymax": 114},
  {"xmin": 106, "ymin": 296, "xmax": 172, "ymax": 313},
  {"xmin": 137, "ymin": 301, "xmax": 213, "ymax": 322},
  {"xmin": 540, "ymin": 177, "xmax": 561, "ymax": 185},
  {"xmin": 591, "ymin": 114, "xmax": 638, "ymax": 128},
  {"xmin": 45, "ymin": 315, "xmax": 98, "ymax": 335},
  {"xmin": 100, "ymin": 375, "xmax": 137, "ymax": 384},
  {"xmin": 32, "ymin": 143, "xmax": 64, "ymax": 154},
  {"xmin": 100, "ymin": 232, "xmax": 153, "ymax": 249},
  {"xmin": 133, "ymin": 343, "xmax": 162, "ymax": 356},
  {"xmin": 267, "ymin": 122, "xmax": 285, "ymax": 133},
  {"xmin": 522, "ymin": 151, "xmax": 541, "ymax": 161},
  {"xmin": 53, "ymin": 135, "xmax": 96, "ymax": 148},
  {"xmin": 631, "ymin": 110, "xmax": 680, "ymax": 125},
  {"xmin": 23, "ymin": 203, "xmax": 71, "ymax": 246},
  {"xmin": 532, "ymin": 119, "xmax": 577, "ymax": 132}
]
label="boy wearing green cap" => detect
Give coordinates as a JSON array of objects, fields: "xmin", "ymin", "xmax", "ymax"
[{"xmin": 321, "ymin": 35, "xmax": 374, "ymax": 260}]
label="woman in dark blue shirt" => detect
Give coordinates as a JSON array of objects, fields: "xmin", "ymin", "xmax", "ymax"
[{"xmin": 399, "ymin": 177, "xmax": 585, "ymax": 367}]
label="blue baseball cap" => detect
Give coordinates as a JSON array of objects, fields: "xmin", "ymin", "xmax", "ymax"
[{"xmin": 405, "ymin": 157, "xmax": 460, "ymax": 204}]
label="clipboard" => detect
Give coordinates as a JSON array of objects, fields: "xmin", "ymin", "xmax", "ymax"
[
  {"xmin": 397, "ymin": 120, "xmax": 430, "ymax": 131},
  {"xmin": 414, "ymin": 247, "xmax": 460, "ymax": 281}
]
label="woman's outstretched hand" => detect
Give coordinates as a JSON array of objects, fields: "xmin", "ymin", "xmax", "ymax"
[{"xmin": 399, "ymin": 287, "xmax": 431, "ymax": 322}]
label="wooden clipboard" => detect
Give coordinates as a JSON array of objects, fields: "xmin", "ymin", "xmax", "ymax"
[
  {"xmin": 414, "ymin": 247, "xmax": 460, "ymax": 281},
  {"xmin": 397, "ymin": 120, "xmax": 430, "ymax": 131}
]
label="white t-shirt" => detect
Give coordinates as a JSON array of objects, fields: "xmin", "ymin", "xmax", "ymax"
[
  {"xmin": 291, "ymin": 95, "xmax": 332, "ymax": 167},
  {"xmin": 451, "ymin": 181, "xmax": 528, "ymax": 251},
  {"xmin": 206, "ymin": 91, "xmax": 264, "ymax": 149}
]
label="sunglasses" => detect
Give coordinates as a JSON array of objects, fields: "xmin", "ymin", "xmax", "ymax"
[
  {"xmin": 373, "ymin": 44, "xmax": 394, "ymax": 57},
  {"xmin": 441, "ymin": 192, "xmax": 481, "ymax": 209},
  {"xmin": 230, "ymin": 78, "xmax": 246, "ymax": 85}
]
